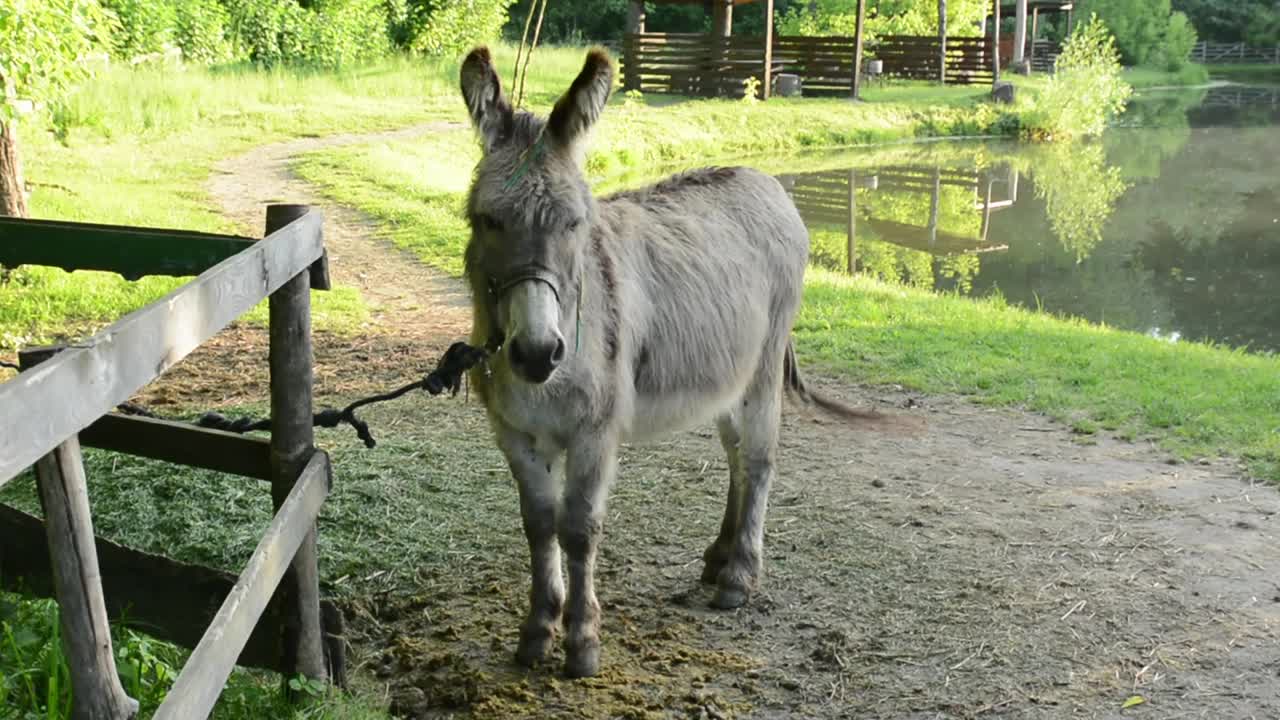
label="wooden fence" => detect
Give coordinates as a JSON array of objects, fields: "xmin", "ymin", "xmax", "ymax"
[
  {"xmin": 1190, "ymin": 42, "xmax": 1280, "ymax": 65},
  {"xmin": 873, "ymin": 35, "xmax": 994, "ymax": 85},
  {"xmin": 0, "ymin": 205, "xmax": 342, "ymax": 719},
  {"xmin": 622, "ymin": 32, "xmax": 995, "ymax": 98}
]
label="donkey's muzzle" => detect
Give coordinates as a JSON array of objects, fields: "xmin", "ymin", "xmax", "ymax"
[{"xmin": 509, "ymin": 334, "xmax": 566, "ymax": 384}]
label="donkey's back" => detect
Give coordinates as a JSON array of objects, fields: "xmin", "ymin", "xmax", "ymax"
[{"xmin": 599, "ymin": 167, "xmax": 809, "ymax": 441}]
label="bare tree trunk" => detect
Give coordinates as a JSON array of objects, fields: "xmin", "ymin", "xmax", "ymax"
[
  {"xmin": 0, "ymin": 120, "xmax": 26, "ymax": 217},
  {"xmin": 0, "ymin": 69, "xmax": 26, "ymax": 218}
]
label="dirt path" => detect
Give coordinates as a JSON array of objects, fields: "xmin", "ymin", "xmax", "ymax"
[
  {"xmin": 136, "ymin": 123, "xmax": 471, "ymax": 408},
  {"xmin": 177, "ymin": 129, "xmax": 1280, "ymax": 718}
]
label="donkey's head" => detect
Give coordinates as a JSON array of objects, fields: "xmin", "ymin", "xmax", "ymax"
[{"xmin": 460, "ymin": 46, "xmax": 614, "ymax": 385}]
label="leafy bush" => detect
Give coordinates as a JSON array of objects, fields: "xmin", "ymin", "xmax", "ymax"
[
  {"xmin": 102, "ymin": 0, "xmax": 176, "ymax": 59},
  {"xmin": 223, "ymin": 0, "xmax": 388, "ymax": 67},
  {"xmin": 1153, "ymin": 11, "xmax": 1197, "ymax": 71},
  {"xmin": 305, "ymin": 0, "xmax": 390, "ymax": 67},
  {"xmin": 778, "ymin": 0, "xmax": 987, "ymax": 43},
  {"xmin": 0, "ymin": 0, "xmax": 113, "ymax": 111},
  {"xmin": 410, "ymin": 0, "xmax": 512, "ymax": 57},
  {"xmin": 173, "ymin": 0, "xmax": 233, "ymax": 64},
  {"xmin": 223, "ymin": 0, "xmax": 308, "ymax": 66},
  {"xmin": 1024, "ymin": 15, "xmax": 1132, "ymax": 140}
]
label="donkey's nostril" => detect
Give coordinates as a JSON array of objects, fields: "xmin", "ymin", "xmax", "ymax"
[
  {"xmin": 508, "ymin": 338, "xmax": 526, "ymax": 367},
  {"xmin": 551, "ymin": 338, "xmax": 566, "ymax": 365}
]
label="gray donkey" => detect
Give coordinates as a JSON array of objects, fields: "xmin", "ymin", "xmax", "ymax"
[{"xmin": 461, "ymin": 46, "xmax": 888, "ymax": 678}]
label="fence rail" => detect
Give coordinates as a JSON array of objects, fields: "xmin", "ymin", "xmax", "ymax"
[
  {"xmin": 1190, "ymin": 41, "xmax": 1280, "ymax": 65},
  {"xmin": 0, "ymin": 206, "xmax": 341, "ymax": 719}
]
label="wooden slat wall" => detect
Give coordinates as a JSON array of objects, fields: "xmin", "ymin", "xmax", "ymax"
[
  {"xmin": 873, "ymin": 35, "xmax": 994, "ymax": 85},
  {"xmin": 623, "ymin": 33, "xmax": 994, "ymax": 96},
  {"xmin": 622, "ymin": 32, "xmax": 856, "ymax": 97}
]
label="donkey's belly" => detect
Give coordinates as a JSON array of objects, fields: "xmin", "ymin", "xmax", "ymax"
[{"xmin": 624, "ymin": 386, "xmax": 744, "ymax": 443}]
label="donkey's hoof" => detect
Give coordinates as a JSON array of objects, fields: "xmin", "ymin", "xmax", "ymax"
[
  {"xmin": 700, "ymin": 560, "xmax": 725, "ymax": 585},
  {"xmin": 563, "ymin": 644, "xmax": 601, "ymax": 679},
  {"xmin": 710, "ymin": 584, "xmax": 750, "ymax": 610},
  {"xmin": 515, "ymin": 628, "xmax": 554, "ymax": 667}
]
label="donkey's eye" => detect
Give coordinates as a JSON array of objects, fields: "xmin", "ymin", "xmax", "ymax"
[
  {"xmin": 477, "ymin": 213, "xmax": 503, "ymax": 233},
  {"xmin": 567, "ymin": 218, "xmax": 583, "ymax": 232}
]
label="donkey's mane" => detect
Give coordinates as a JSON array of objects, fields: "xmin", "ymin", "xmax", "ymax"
[{"xmin": 605, "ymin": 167, "xmax": 741, "ymax": 203}]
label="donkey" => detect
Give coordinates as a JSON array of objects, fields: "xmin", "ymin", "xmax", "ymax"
[{"xmin": 460, "ymin": 46, "xmax": 887, "ymax": 678}]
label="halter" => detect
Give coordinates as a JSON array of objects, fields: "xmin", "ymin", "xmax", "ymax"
[{"xmin": 486, "ymin": 265, "xmax": 583, "ymax": 354}]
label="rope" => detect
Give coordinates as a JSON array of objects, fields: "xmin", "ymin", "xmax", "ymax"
[
  {"xmin": 0, "ymin": 360, "xmax": 18, "ymax": 371},
  {"xmin": 90, "ymin": 341, "xmax": 491, "ymax": 449}
]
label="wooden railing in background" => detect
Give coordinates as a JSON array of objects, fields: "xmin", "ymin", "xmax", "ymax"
[
  {"xmin": 873, "ymin": 35, "xmax": 994, "ymax": 85},
  {"xmin": 623, "ymin": 32, "xmax": 995, "ymax": 99},
  {"xmin": 1190, "ymin": 42, "xmax": 1280, "ymax": 65}
]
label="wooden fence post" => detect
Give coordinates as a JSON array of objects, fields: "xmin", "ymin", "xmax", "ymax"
[
  {"xmin": 265, "ymin": 204, "xmax": 328, "ymax": 690},
  {"xmin": 762, "ymin": 0, "xmax": 774, "ymax": 100},
  {"xmin": 23, "ymin": 349, "xmax": 138, "ymax": 720},
  {"xmin": 851, "ymin": 0, "xmax": 867, "ymax": 99},
  {"xmin": 992, "ymin": 0, "xmax": 1001, "ymax": 81}
]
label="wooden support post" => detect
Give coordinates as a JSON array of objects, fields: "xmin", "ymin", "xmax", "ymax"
[
  {"xmin": 1065, "ymin": 7, "xmax": 1073, "ymax": 35},
  {"xmin": 939, "ymin": 0, "xmax": 948, "ymax": 85},
  {"xmin": 1029, "ymin": 7, "xmax": 1039, "ymax": 67},
  {"xmin": 762, "ymin": 0, "xmax": 774, "ymax": 100},
  {"xmin": 24, "ymin": 349, "xmax": 138, "ymax": 720},
  {"xmin": 992, "ymin": 0, "xmax": 1002, "ymax": 81},
  {"xmin": 626, "ymin": 0, "xmax": 645, "ymax": 34},
  {"xmin": 712, "ymin": 0, "xmax": 732, "ymax": 37},
  {"xmin": 265, "ymin": 204, "xmax": 328, "ymax": 689},
  {"xmin": 851, "ymin": 0, "xmax": 867, "ymax": 99},
  {"xmin": 1013, "ymin": 0, "xmax": 1027, "ymax": 67},
  {"xmin": 847, "ymin": 169, "xmax": 857, "ymax": 273}
]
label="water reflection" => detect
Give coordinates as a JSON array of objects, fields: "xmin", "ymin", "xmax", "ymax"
[{"xmin": 776, "ymin": 86, "xmax": 1280, "ymax": 352}]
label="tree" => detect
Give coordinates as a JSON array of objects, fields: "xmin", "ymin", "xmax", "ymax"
[
  {"xmin": 1075, "ymin": 0, "xmax": 1197, "ymax": 67},
  {"xmin": 0, "ymin": 0, "xmax": 111, "ymax": 217},
  {"xmin": 1172, "ymin": 0, "xmax": 1280, "ymax": 45}
]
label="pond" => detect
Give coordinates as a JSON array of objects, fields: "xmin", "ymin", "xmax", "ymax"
[{"xmin": 775, "ymin": 82, "xmax": 1280, "ymax": 353}]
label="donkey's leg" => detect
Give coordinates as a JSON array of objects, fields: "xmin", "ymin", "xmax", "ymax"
[
  {"xmin": 702, "ymin": 413, "xmax": 744, "ymax": 584},
  {"xmin": 494, "ymin": 421, "xmax": 565, "ymax": 666},
  {"xmin": 559, "ymin": 432, "xmax": 618, "ymax": 678},
  {"xmin": 712, "ymin": 352, "xmax": 784, "ymax": 610}
]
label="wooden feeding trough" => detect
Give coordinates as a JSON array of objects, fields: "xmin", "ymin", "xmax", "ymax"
[{"xmin": 0, "ymin": 205, "xmax": 342, "ymax": 719}]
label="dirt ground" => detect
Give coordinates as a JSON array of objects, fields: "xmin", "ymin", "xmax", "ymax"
[{"xmin": 168, "ymin": 132, "xmax": 1280, "ymax": 719}]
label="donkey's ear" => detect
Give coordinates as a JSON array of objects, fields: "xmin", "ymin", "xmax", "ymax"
[
  {"xmin": 547, "ymin": 48, "xmax": 614, "ymax": 153},
  {"xmin": 460, "ymin": 46, "xmax": 512, "ymax": 152}
]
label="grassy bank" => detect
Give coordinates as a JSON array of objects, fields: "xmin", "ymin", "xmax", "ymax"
[
  {"xmin": 1206, "ymin": 63, "xmax": 1280, "ymax": 82},
  {"xmin": 1122, "ymin": 63, "xmax": 1211, "ymax": 88}
]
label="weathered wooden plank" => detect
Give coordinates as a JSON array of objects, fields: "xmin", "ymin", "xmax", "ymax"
[
  {"xmin": 265, "ymin": 204, "xmax": 329, "ymax": 691},
  {"xmin": 33, "ymin": 435, "xmax": 138, "ymax": 720},
  {"xmin": 0, "ymin": 503, "xmax": 345, "ymax": 677},
  {"xmin": 0, "ymin": 209, "xmax": 323, "ymax": 486},
  {"xmin": 80, "ymin": 413, "xmax": 273, "ymax": 480},
  {"xmin": 152, "ymin": 450, "xmax": 332, "ymax": 720},
  {"xmin": 0, "ymin": 217, "xmax": 256, "ymax": 281}
]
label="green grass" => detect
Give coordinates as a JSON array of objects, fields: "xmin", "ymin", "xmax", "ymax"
[
  {"xmin": 1206, "ymin": 63, "xmax": 1280, "ymax": 83},
  {"xmin": 1122, "ymin": 63, "xmax": 1212, "ymax": 88},
  {"xmin": 796, "ymin": 270, "xmax": 1280, "ymax": 480},
  {"xmin": 0, "ymin": 591, "xmax": 388, "ymax": 719}
]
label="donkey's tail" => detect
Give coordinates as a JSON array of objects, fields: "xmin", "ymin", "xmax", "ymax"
[{"xmin": 782, "ymin": 341, "xmax": 919, "ymax": 431}]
